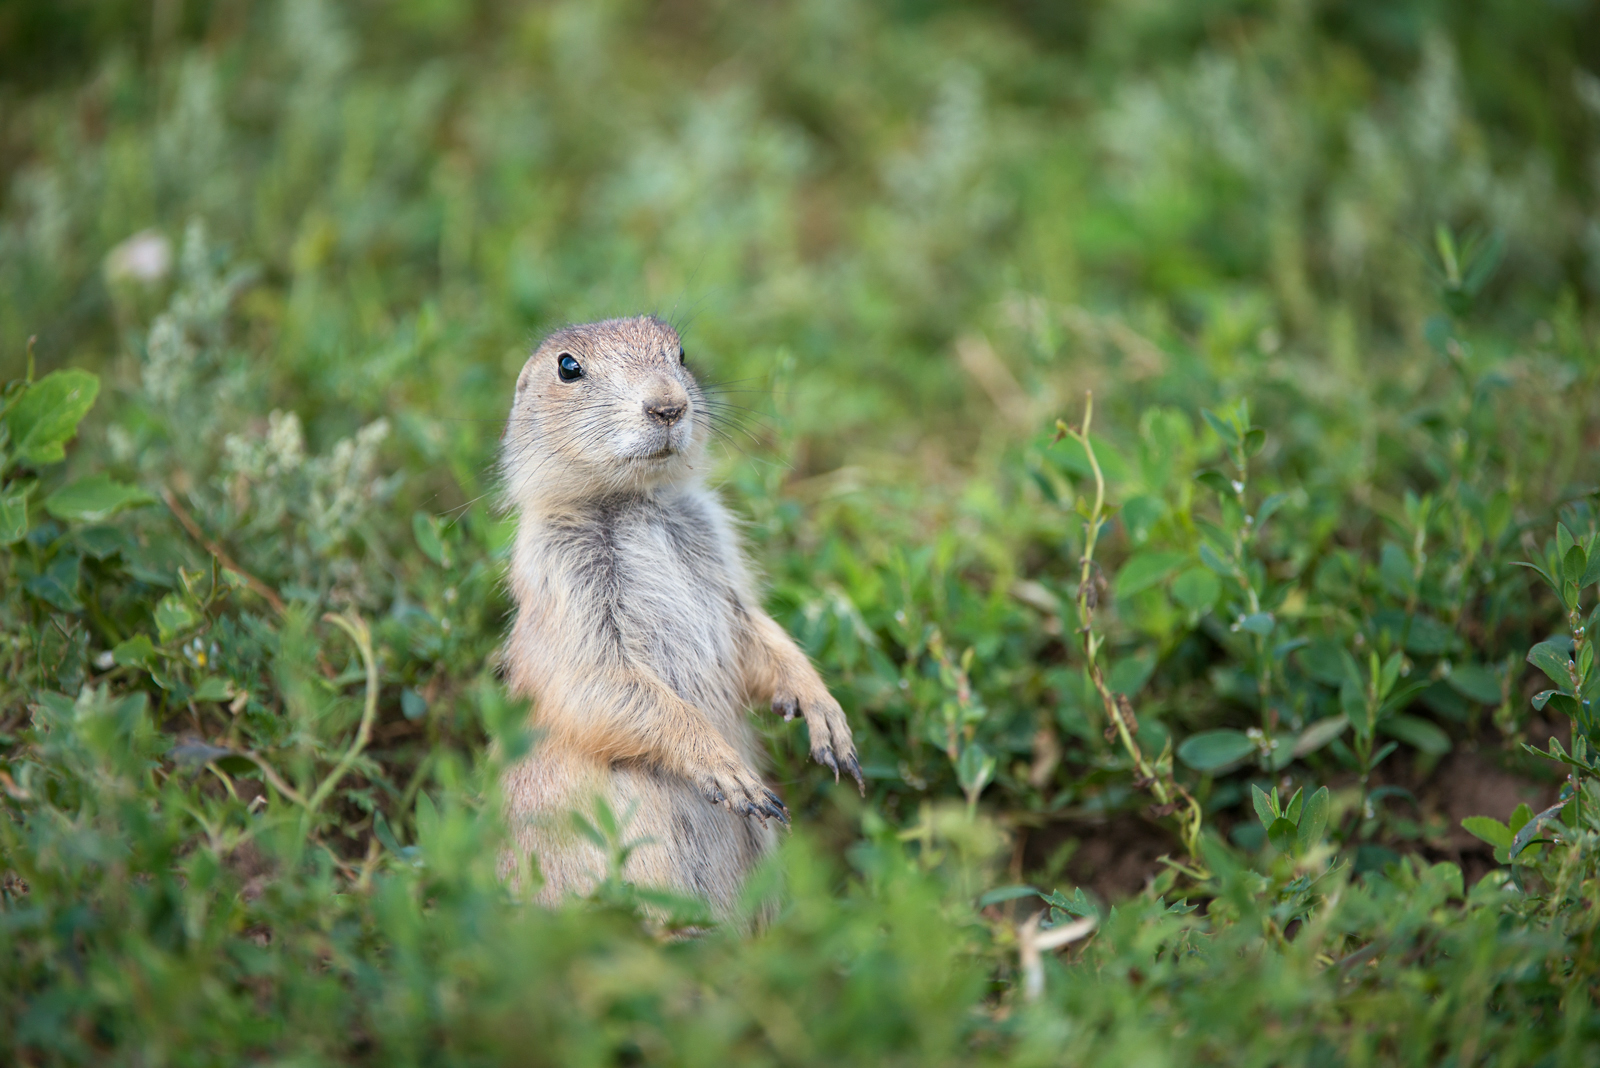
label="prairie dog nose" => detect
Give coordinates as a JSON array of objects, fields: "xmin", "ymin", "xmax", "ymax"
[
  {"xmin": 646, "ymin": 401, "xmax": 685, "ymax": 425},
  {"xmin": 643, "ymin": 380, "xmax": 689, "ymax": 425}
]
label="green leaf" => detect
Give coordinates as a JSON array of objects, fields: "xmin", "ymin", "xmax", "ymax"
[
  {"xmin": 1120, "ymin": 495, "xmax": 1164, "ymax": 543},
  {"xmin": 1237, "ymin": 612, "xmax": 1275, "ymax": 636},
  {"xmin": 977, "ymin": 885, "xmax": 1042, "ymax": 907},
  {"xmin": 192, "ymin": 677, "xmax": 234, "ymax": 702},
  {"xmin": 591, "ymin": 796, "xmax": 621, "ymax": 840},
  {"xmin": 1508, "ymin": 802, "xmax": 1533, "ymax": 835},
  {"xmin": 1378, "ymin": 542, "xmax": 1414, "ymax": 598},
  {"xmin": 401, "ymin": 687, "xmax": 429, "ymax": 721},
  {"xmin": 1563, "ymin": 543, "xmax": 1588, "ymax": 587},
  {"xmin": 1297, "ymin": 641, "xmax": 1346, "ymax": 686},
  {"xmin": 369, "ymin": 812, "xmax": 403, "ymax": 856},
  {"xmin": 4, "ymin": 369, "xmax": 99, "ymax": 466},
  {"xmin": 1171, "ymin": 567, "xmax": 1221, "ymax": 612},
  {"xmin": 1581, "ymin": 549, "xmax": 1600, "ymax": 590},
  {"xmin": 1177, "ymin": 729, "xmax": 1256, "ymax": 773},
  {"xmin": 0, "ymin": 487, "xmax": 26, "ymax": 545},
  {"xmin": 1043, "ymin": 886, "xmax": 1099, "ymax": 918},
  {"xmin": 1556, "ymin": 523, "xmax": 1576, "ymax": 563},
  {"xmin": 956, "ymin": 742, "xmax": 995, "ymax": 799},
  {"xmin": 1522, "ymin": 737, "xmax": 1597, "ymax": 774},
  {"xmin": 1291, "ymin": 715, "xmax": 1349, "ymax": 757},
  {"xmin": 1527, "ymin": 640, "xmax": 1574, "ymax": 692},
  {"xmin": 1460, "ymin": 816, "xmax": 1512, "ymax": 849},
  {"xmin": 1114, "ymin": 551, "xmax": 1187, "ymax": 598},
  {"xmin": 44, "ymin": 474, "xmax": 155, "ymax": 522},
  {"xmin": 1445, "ymin": 663, "xmax": 1502, "ymax": 705},
  {"xmin": 1266, "ymin": 817, "xmax": 1298, "ymax": 854},
  {"xmin": 75, "ymin": 524, "xmax": 134, "ymax": 559},
  {"xmin": 1379, "ymin": 714, "xmax": 1452, "ymax": 755},
  {"xmin": 1106, "ymin": 651, "xmax": 1156, "ymax": 697},
  {"xmin": 1195, "ymin": 470, "xmax": 1234, "ymax": 498},
  {"xmin": 1461, "ymin": 231, "xmax": 1505, "ymax": 295},
  {"xmin": 415, "ymin": 791, "xmax": 440, "ymax": 842},
  {"xmin": 1539, "ymin": 693, "xmax": 1581, "ymax": 719},
  {"xmin": 1242, "ymin": 427, "xmax": 1266, "ymax": 456},
  {"xmin": 1251, "ymin": 784, "xmax": 1278, "ymax": 828},
  {"xmin": 1200, "ymin": 409, "xmax": 1239, "ymax": 447},
  {"xmin": 1378, "ymin": 652, "xmax": 1403, "ymax": 701},
  {"xmin": 1051, "ymin": 434, "xmax": 1131, "ymax": 483},
  {"xmin": 413, "ymin": 512, "xmax": 449, "ymax": 567},
  {"xmin": 1512, "ymin": 559, "xmax": 1558, "ymax": 595},
  {"xmin": 1254, "ymin": 491, "xmax": 1289, "ymax": 530},
  {"xmin": 1198, "ymin": 541, "xmax": 1233, "ymax": 576},
  {"xmin": 1509, "ymin": 799, "xmax": 1569, "ymax": 860},
  {"xmin": 569, "ymin": 809, "xmax": 607, "ymax": 849},
  {"xmin": 1397, "ymin": 613, "xmax": 1456, "ymax": 656},
  {"xmin": 25, "ymin": 553, "xmax": 82, "ymax": 611},
  {"xmin": 1424, "ymin": 314, "xmax": 1451, "ymax": 354},
  {"xmin": 154, "ymin": 593, "xmax": 200, "ymax": 643},
  {"xmin": 1295, "ymin": 787, "xmax": 1330, "ymax": 853},
  {"xmin": 1284, "ymin": 787, "xmax": 1305, "ymax": 824},
  {"xmin": 111, "ymin": 634, "xmax": 156, "ymax": 669}
]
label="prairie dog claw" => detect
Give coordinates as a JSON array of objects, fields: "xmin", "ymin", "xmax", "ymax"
[
  {"xmin": 701, "ymin": 760, "xmax": 788, "ymax": 826},
  {"xmin": 774, "ymin": 685, "xmax": 863, "ymax": 796}
]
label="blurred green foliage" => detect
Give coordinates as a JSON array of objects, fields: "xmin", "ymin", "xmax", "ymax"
[{"xmin": 4, "ymin": 0, "xmax": 1600, "ymax": 1062}]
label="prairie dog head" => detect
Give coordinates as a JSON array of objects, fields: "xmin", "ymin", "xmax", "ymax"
[{"xmin": 501, "ymin": 315, "xmax": 708, "ymax": 507}]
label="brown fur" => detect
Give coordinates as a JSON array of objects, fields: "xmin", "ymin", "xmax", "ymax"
[{"xmin": 497, "ymin": 315, "xmax": 861, "ymax": 916}]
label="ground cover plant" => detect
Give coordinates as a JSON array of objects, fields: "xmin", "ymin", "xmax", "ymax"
[{"xmin": 4, "ymin": 0, "xmax": 1600, "ymax": 1063}]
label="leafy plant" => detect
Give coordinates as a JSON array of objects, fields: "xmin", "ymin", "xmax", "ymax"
[
  {"xmin": 1463, "ymin": 524, "xmax": 1600, "ymax": 888},
  {"xmin": 5, "ymin": 0, "xmax": 1600, "ymax": 1061}
]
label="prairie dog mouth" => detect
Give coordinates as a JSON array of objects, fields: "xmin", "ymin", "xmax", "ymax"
[{"xmin": 641, "ymin": 446, "xmax": 676, "ymax": 461}]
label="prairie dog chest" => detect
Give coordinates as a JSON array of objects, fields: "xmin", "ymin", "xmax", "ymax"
[{"xmin": 533, "ymin": 490, "xmax": 744, "ymax": 695}]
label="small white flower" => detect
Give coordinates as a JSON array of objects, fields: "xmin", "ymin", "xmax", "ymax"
[{"xmin": 105, "ymin": 230, "xmax": 173, "ymax": 284}]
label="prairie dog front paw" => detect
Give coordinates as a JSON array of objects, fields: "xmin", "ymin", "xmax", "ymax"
[
  {"xmin": 773, "ymin": 685, "xmax": 863, "ymax": 795},
  {"xmin": 698, "ymin": 758, "xmax": 789, "ymax": 825}
]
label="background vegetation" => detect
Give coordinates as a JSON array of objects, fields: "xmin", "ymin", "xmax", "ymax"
[{"xmin": 4, "ymin": 0, "xmax": 1600, "ymax": 1062}]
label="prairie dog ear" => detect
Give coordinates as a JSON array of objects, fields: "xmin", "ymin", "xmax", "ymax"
[{"xmin": 515, "ymin": 354, "xmax": 540, "ymax": 396}]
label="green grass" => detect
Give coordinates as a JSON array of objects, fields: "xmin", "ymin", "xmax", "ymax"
[{"xmin": 4, "ymin": 1, "xmax": 1600, "ymax": 1063}]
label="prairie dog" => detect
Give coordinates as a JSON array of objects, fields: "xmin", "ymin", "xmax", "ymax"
[{"xmin": 497, "ymin": 315, "xmax": 862, "ymax": 916}]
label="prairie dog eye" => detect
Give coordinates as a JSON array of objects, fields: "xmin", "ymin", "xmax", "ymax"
[
  {"xmin": 678, "ymin": 345, "xmax": 686, "ymax": 365},
  {"xmin": 557, "ymin": 354, "xmax": 583, "ymax": 382}
]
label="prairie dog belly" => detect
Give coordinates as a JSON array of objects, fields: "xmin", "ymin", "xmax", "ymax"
[{"xmin": 500, "ymin": 748, "xmax": 775, "ymax": 914}]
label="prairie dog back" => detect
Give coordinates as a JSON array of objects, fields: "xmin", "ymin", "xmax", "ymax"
[{"xmin": 497, "ymin": 316, "xmax": 861, "ymax": 915}]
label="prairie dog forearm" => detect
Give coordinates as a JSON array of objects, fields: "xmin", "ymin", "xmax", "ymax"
[
  {"xmin": 537, "ymin": 666, "xmax": 788, "ymax": 822},
  {"xmin": 740, "ymin": 610, "xmax": 822, "ymax": 701}
]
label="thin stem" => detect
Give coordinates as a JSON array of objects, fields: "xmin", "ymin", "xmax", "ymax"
[
  {"xmin": 1227, "ymin": 442, "xmax": 1273, "ymax": 731},
  {"xmin": 241, "ymin": 750, "xmax": 309, "ymax": 808},
  {"xmin": 305, "ymin": 611, "xmax": 380, "ymax": 819},
  {"xmin": 1059, "ymin": 393, "xmax": 1205, "ymax": 861}
]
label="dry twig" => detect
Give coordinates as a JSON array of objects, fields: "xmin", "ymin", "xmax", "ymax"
[{"xmin": 162, "ymin": 488, "xmax": 286, "ymax": 614}]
